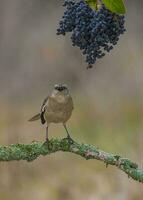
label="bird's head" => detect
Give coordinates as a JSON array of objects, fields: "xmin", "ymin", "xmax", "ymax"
[{"xmin": 53, "ymin": 84, "xmax": 69, "ymax": 96}]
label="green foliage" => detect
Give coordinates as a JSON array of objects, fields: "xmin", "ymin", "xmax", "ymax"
[
  {"xmin": 85, "ymin": 0, "xmax": 126, "ymax": 14},
  {"xmin": 85, "ymin": 0, "xmax": 98, "ymax": 10},
  {"xmin": 102, "ymin": 0, "xmax": 126, "ymax": 14}
]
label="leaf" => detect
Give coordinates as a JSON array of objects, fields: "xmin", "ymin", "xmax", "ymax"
[
  {"xmin": 85, "ymin": 0, "xmax": 98, "ymax": 10},
  {"xmin": 102, "ymin": 0, "xmax": 126, "ymax": 14}
]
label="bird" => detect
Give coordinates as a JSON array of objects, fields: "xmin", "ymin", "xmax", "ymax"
[{"xmin": 28, "ymin": 84, "xmax": 74, "ymax": 142}]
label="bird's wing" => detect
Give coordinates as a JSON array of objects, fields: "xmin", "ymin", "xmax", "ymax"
[{"xmin": 40, "ymin": 96, "xmax": 49, "ymax": 124}]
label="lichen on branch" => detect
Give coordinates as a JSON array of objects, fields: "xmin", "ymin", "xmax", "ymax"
[{"xmin": 0, "ymin": 138, "xmax": 142, "ymax": 183}]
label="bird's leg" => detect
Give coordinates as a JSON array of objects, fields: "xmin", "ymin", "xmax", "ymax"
[
  {"xmin": 46, "ymin": 126, "xmax": 49, "ymax": 142},
  {"xmin": 63, "ymin": 124, "xmax": 74, "ymax": 144},
  {"xmin": 42, "ymin": 126, "xmax": 49, "ymax": 146}
]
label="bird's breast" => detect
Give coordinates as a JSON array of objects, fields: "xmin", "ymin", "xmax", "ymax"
[{"xmin": 44, "ymin": 95, "xmax": 73, "ymax": 124}]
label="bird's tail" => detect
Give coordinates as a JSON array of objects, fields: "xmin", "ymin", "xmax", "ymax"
[{"xmin": 28, "ymin": 113, "xmax": 40, "ymax": 122}]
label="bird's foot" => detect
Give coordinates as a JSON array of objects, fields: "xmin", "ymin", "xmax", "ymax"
[
  {"xmin": 63, "ymin": 135, "xmax": 75, "ymax": 145},
  {"xmin": 43, "ymin": 138, "xmax": 50, "ymax": 146}
]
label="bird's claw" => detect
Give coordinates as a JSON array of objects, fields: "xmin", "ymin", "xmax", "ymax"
[
  {"xmin": 43, "ymin": 139, "xmax": 50, "ymax": 146},
  {"xmin": 63, "ymin": 136, "xmax": 75, "ymax": 145}
]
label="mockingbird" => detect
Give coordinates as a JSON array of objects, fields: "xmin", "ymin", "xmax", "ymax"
[{"xmin": 29, "ymin": 84, "xmax": 74, "ymax": 142}]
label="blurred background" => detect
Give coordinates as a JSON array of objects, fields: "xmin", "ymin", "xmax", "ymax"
[{"xmin": 0, "ymin": 0, "xmax": 143, "ymax": 199}]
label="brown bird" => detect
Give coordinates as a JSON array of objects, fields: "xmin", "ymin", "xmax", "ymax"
[{"xmin": 29, "ymin": 84, "xmax": 74, "ymax": 142}]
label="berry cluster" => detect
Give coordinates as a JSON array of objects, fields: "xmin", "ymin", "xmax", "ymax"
[{"xmin": 57, "ymin": 0, "xmax": 126, "ymax": 68}]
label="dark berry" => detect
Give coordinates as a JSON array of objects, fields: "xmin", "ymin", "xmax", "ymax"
[{"xmin": 57, "ymin": 0, "xmax": 126, "ymax": 68}]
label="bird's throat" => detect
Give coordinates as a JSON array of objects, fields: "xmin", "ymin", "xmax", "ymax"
[{"xmin": 51, "ymin": 93, "xmax": 67, "ymax": 104}]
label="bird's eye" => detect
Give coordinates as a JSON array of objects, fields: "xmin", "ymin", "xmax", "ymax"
[
  {"xmin": 63, "ymin": 86, "xmax": 67, "ymax": 90},
  {"xmin": 54, "ymin": 85, "xmax": 59, "ymax": 90}
]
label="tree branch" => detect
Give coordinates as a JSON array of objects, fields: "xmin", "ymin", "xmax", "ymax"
[{"xmin": 0, "ymin": 138, "xmax": 142, "ymax": 183}]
